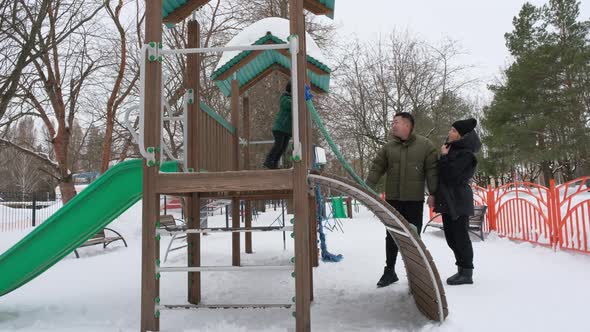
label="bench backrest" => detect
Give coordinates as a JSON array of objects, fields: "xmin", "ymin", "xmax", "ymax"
[
  {"xmin": 90, "ymin": 229, "xmax": 106, "ymax": 240},
  {"xmin": 468, "ymin": 206, "xmax": 487, "ymax": 226},
  {"xmin": 159, "ymin": 215, "xmax": 176, "ymax": 228}
]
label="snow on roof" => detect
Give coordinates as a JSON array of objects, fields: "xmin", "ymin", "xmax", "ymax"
[{"xmin": 214, "ymin": 17, "xmax": 329, "ymax": 73}]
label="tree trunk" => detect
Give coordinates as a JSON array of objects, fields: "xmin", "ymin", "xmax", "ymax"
[
  {"xmin": 540, "ymin": 160, "xmax": 552, "ymax": 188},
  {"xmin": 54, "ymin": 127, "xmax": 76, "ymax": 204},
  {"xmin": 101, "ymin": 116, "xmax": 115, "ymax": 172},
  {"xmin": 58, "ymin": 178, "xmax": 76, "ymax": 204}
]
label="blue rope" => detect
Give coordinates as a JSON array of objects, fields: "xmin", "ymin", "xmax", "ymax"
[{"xmin": 315, "ymin": 182, "xmax": 343, "ymax": 263}]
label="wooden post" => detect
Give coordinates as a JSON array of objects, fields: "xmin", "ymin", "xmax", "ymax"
[
  {"xmin": 231, "ymin": 79, "xmax": 241, "ymax": 266},
  {"xmin": 309, "ymin": 194, "xmax": 318, "ymax": 269},
  {"xmin": 243, "ymin": 96, "xmax": 253, "ymax": 254},
  {"xmin": 346, "ymin": 197, "xmax": 353, "ymax": 218},
  {"xmin": 302, "ymin": 8, "xmax": 316, "ymax": 304},
  {"xmin": 141, "ymin": 1, "xmax": 162, "ymax": 331},
  {"xmin": 186, "ymin": 19, "xmax": 201, "ymax": 305},
  {"xmin": 290, "ymin": 0, "xmax": 312, "ymax": 330}
]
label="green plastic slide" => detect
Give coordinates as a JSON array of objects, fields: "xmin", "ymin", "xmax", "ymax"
[{"xmin": 0, "ymin": 159, "xmax": 178, "ymax": 297}]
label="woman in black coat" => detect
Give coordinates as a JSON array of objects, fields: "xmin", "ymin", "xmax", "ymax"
[{"xmin": 434, "ymin": 118, "xmax": 481, "ymax": 285}]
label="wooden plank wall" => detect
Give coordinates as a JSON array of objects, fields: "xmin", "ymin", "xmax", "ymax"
[{"xmin": 197, "ymin": 108, "xmax": 234, "ymax": 172}]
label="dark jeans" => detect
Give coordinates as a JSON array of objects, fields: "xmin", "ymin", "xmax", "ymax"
[
  {"xmin": 442, "ymin": 213, "xmax": 474, "ymax": 269},
  {"xmin": 263, "ymin": 131, "xmax": 291, "ymax": 169},
  {"xmin": 385, "ymin": 200, "xmax": 424, "ymax": 269}
]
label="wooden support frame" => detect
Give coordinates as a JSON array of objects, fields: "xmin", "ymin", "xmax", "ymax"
[
  {"xmin": 199, "ymin": 190, "xmax": 293, "ymax": 200},
  {"xmin": 303, "ymin": 0, "xmax": 333, "ymax": 16},
  {"xmin": 302, "ymin": 17, "xmax": 316, "ymax": 299},
  {"xmin": 231, "ymin": 79, "xmax": 241, "ymax": 266},
  {"xmin": 186, "ymin": 19, "xmax": 201, "ymax": 305},
  {"xmin": 243, "ymin": 96, "xmax": 253, "ymax": 254},
  {"xmin": 156, "ymin": 169, "xmax": 293, "ymax": 194},
  {"xmin": 142, "ymin": 1, "xmax": 320, "ymax": 330},
  {"xmin": 141, "ymin": 1, "xmax": 162, "ymax": 331},
  {"xmin": 290, "ymin": 0, "xmax": 312, "ymax": 330},
  {"xmin": 162, "ymin": 0, "xmax": 210, "ymax": 24}
]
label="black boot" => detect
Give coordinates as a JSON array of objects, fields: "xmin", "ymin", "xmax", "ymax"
[
  {"xmin": 447, "ymin": 267, "xmax": 473, "ymax": 285},
  {"xmin": 377, "ymin": 267, "xmax": 399, "ymax": 288}
]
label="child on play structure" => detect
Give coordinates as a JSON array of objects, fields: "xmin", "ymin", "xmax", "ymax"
[{"xmin": 263, "ymin": 81, "xmax": 312, "ymax": 169}]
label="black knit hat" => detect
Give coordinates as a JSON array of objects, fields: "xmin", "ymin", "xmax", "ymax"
[{"xmin": 452, "ymin": 118, "xmax": 477, "ymax": 136}]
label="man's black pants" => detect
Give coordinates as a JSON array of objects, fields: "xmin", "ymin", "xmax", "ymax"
[{"xmin": 385, "ymin": 200, "xmax": 424, "ymax": 269}]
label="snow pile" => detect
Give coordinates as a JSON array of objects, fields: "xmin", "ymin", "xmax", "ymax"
[{"xmin": 214, "ymin": 17, "xmax": 329, "ymax": 73}]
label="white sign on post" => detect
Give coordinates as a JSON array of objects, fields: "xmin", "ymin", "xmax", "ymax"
[{"xmin": 314, "ymin": 146, "xmax": 327, "ymax": 165}]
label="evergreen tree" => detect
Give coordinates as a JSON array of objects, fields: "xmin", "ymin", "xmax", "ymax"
[{"xmin": 484, "ymin": 0, "xmax": 590, "ymax": 185}]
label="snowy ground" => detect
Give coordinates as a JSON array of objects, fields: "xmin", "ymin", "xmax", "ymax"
[{"xmin": 1, "ymin": 202, "xmax": 590, "ymax": 332}]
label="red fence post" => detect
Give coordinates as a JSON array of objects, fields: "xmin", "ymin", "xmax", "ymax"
[
  {"xmin": 487, "ymin": 185, "xmax": 496, "ymax": 231},
  {"xmin": 549, "ymin": 179, "xmax": 559, "ymax": 249}
]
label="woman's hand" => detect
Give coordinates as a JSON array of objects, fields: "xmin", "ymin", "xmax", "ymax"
[{"xmin": 441, "ymin": 144, "xmax": 450, "ymax": 155}]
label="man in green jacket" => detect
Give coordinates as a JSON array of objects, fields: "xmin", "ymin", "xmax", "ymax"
[
  {"xmin": 263, "ymin": 82, "xmax": 292, "ymax": 169},
  {"xmin": 366, "ymin": 112, "xmax": 438, "ymax": 288}
]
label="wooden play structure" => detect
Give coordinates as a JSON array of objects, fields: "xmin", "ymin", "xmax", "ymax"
[{"xmin": 139, "ymin": 1, "xmax": 448, "ymax": 331}]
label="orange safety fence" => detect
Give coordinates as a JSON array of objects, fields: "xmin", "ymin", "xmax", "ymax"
[{"xmin": 427, "ymin": 177, "xmax": 590, "ymax": 254}]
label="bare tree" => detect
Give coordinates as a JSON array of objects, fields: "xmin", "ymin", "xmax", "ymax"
[
  {"xmin": 98, "ymin": 0, "xmax": 141, "ymax": 172},
  {"xmin": 5, "ymin": 0, "xmax": 105, "ymax": 203},
  {"xmin": 0, "ymin": 0, "xmax": 50, "ymax": 121},
  {"xmin": 325, "ymin": 31, "xmax": 478, "ymax": 180}
]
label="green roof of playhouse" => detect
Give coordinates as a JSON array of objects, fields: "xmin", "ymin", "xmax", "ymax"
[
  {"xmin": 211, "ymin": 17, "xmax": 331, "ymax": 97},
  {"xmin": 162, "ymin": 1, "xmax": 336, "ymax": 24}
]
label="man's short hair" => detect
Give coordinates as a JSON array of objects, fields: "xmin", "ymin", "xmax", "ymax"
[{"xmin": 394, "ymin": 112, "xmax": 415, "ymax": 128}]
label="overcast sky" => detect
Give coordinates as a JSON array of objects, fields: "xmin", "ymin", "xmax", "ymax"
[{"xmin": 330, "ymin": 0, "xmax": 590, "ymax": 100}]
